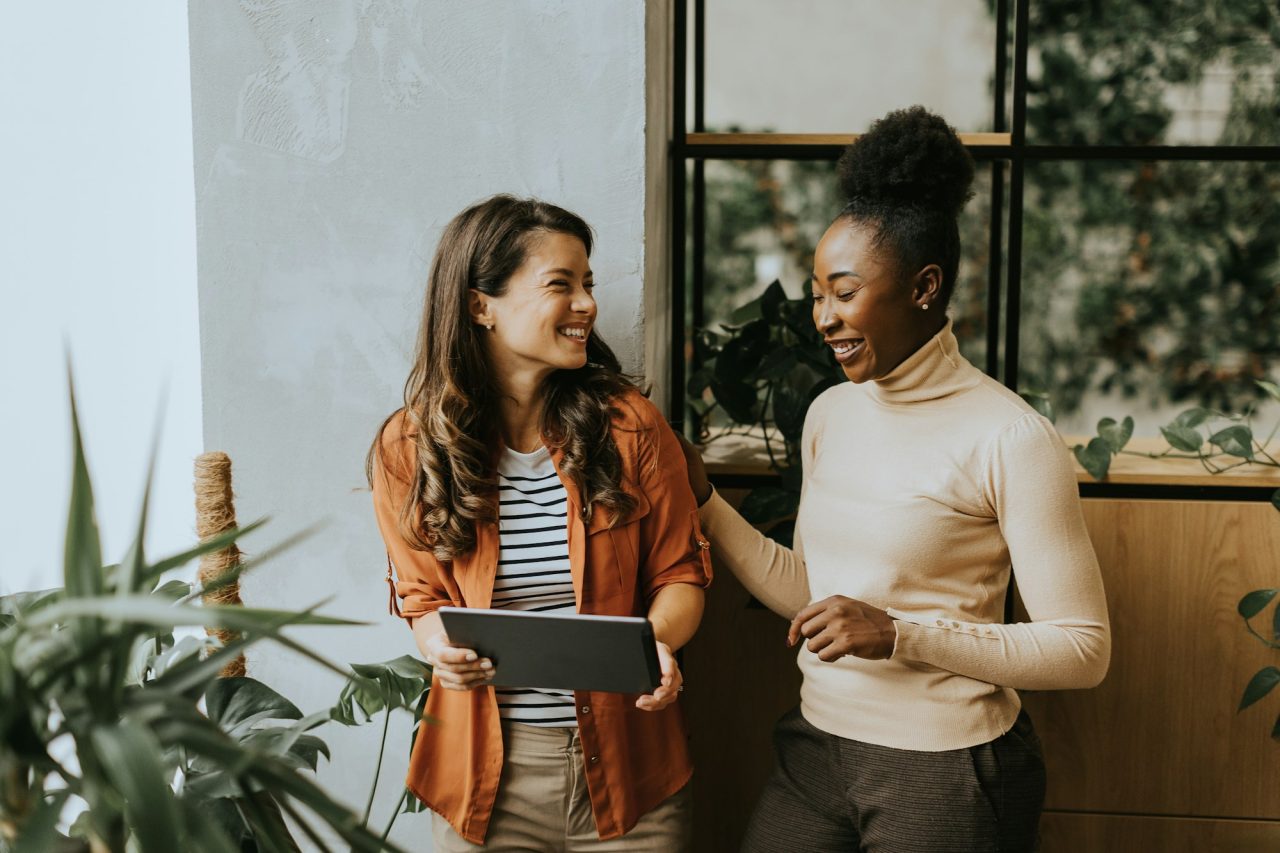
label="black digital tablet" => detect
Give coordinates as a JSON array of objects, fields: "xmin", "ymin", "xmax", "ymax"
[{"xmin": 437, "ymin": 607, "xmax": 662, "ymax": 694}]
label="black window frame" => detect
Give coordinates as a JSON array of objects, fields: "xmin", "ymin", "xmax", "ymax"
[{"xmin": 669, "ymin": 0, "xmax": 1280, "ymax": 501}]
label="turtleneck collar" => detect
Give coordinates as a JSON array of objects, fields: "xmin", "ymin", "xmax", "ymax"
[{"xmin": 865, "ymin": 319, "xmax": 981, "ymax": 405}]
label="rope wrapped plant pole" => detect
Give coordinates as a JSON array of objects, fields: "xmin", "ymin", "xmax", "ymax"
[{"xmin": 194, "ymin": 451, "xmax": 246, "ymax": 678}]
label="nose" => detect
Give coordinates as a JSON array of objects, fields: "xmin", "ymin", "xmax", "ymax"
[
  {"xmin": 572, "ymin": 283, "xmax": 596, "ymax": 316},
  {"xmin": 814, "ymin": 299, "xmax": 838, "ymax": 333}
]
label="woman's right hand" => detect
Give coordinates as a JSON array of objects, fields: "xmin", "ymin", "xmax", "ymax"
[
  {"xmin": 423, "ymin": 629, "xmax": 494, "ymax": 691},
  {"xmin": 675, "ymin": 433, "xmax": 712, "ymax": 506}
]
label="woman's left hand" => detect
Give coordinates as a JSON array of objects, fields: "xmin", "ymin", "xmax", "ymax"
[
  {"xmin": 636, "ymin": 641, "xmax": 683, "ymax": 711},
  {"xmin": 788, "ymin": 596, "xmax": 897, "ymax": 661}
]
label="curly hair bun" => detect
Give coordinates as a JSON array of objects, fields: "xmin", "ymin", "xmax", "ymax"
[{"xmin": 837, "ymin": 106, "xmax": 975, "ymax": 218}]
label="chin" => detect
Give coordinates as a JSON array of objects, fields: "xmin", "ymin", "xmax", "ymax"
[{"xmin": 841, "ymin": 362, "xmax": 872, "ymax": 383}]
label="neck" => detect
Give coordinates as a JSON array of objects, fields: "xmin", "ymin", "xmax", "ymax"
[
  {"xmin": 495, "ymin": 367, "xmax": 551, "ymax": 453},
  {"xmin": 868, "ymin": 318, "xmax": 980, "ymax": 404},
  {"xmin": 879, "ymin": 316, "xmax": 948, "ymax": 379}
]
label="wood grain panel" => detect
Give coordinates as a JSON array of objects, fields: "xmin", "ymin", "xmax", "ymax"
[
  {"xmin": 1039, "ymin": 812, "xmax": 1280, "ymax": 853},
  {"xmin": 1020, "ymin": 500, "xmax": 1280, "ymax": 819},
  {"xmin": 684, "ymin": 488, "xmax": 802, "ymax": 853}
]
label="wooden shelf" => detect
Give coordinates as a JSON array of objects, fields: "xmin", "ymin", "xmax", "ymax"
[
  {"xmin": 1063, "ymin": 436, "xmax": 1280, "ymax": 488},
  {"xmin": 699, "ymin": 432, "xmax": 1280, "ymax": 490},
  {"xmin": 686, "ymin": 131, "xmax": 1011, "ymax": 147}
]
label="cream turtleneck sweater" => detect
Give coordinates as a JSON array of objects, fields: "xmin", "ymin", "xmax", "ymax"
[{"xmin": 699, "ymin": 321, "xmax": 1111, "ymax": 751}]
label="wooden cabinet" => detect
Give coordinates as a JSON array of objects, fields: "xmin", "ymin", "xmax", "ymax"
[
  {"xmin": 685, "ymin": 479, "xmax": 1280, "ymax": 851},
  {"xmin": 1024, "ymin": 499, "xmax": 1280, "ymax": 851}
]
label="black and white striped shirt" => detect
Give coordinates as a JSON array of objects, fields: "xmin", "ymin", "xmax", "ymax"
[{"xmin": 492, "ymin": 445, "xmax": 577, "ymax": 726}]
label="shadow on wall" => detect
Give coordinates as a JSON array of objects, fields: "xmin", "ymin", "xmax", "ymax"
[{"xmin": 238, "ymin": 0, "xmax": 432, "ymax": 162}]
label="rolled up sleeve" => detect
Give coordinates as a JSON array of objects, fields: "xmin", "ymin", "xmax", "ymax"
[
  {"xmin": 370, "ymin": 415, "xmax": 460, "ymax": 621},
  {"xmin": 629, "ymin": 399, "xmax": 713, "ymax": 601}
]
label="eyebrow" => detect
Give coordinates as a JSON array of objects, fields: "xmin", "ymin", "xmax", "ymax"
[
  {"xmin": 811, "ymin": 271, "xmax": 862, "ymax": 283},
  {"xmin": 541, "ymin": 267, "xmax": 593, "ymax": 278}
]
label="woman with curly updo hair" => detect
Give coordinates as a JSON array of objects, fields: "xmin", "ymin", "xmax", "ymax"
[
  {"xmin": 370, "ymin": 195, "xmax": 710, "ymax": 851},
  {"xmin": 681, "ymin": 108, "xmax": 1111, "ymax": 851}
]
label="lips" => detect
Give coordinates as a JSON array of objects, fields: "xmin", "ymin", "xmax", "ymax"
[
  {"xmin": 557, "ymin": 325, "xmax": 590, "ymax": 343},
  {"xmin": 827, "ymin": 338, "xmax": 864, "ymax": 364}
]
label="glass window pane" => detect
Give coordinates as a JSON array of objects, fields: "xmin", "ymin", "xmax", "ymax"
[
  {"xmin": 1027, "ymin": 4, "xmax": 1280, "ymax": 145},
  {"xmin": 1019, "ymin": 160, "xmax": 1280, "ymax": 436},
  {"xmin": 700, "ymin": 0, "xmax": 997, "ymax": 134}
]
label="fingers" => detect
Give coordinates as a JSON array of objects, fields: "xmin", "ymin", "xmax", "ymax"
[
  {"xmin": 674, "ymin": 434, "xmax": 712, "ymax": 504},
  {"xmin": 637, "ymin": 644, "xmax": 683, "ymax": 711},
  {"xmin": 425, "ymin": 634, "xmax": 495, "ymax": 691},
  {"xmin": 788, "ymin": 597, "xmax": 834, "ymax": 646}
]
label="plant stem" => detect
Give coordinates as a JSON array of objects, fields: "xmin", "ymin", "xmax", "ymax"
[
  {"xmin": 362, "ymin": 706, "xmax": 392, "ymax": 826},
  {"xmin": 381, "ymin": 789, "xmax": 410, "ymax": 843},
  {"xmin": 758, "ymin": 384, "xmax": 781, "ymax": 472}
]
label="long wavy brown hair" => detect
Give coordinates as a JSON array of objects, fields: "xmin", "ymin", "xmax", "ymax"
[{"xmin": 368, "ymin": 195, "xmax": 639, "ymax": 561}]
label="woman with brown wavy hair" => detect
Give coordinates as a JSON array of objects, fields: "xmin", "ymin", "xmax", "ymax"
[{"xmin": 369, "ymin": 194, "xmax": 711, "ymax": 851}]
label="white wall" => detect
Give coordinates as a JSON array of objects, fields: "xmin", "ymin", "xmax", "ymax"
[
  {"xmin": 187, "ymin": 1, "xmax": 657, "ymax": 847},
  {"xmin": 0, "ymin": 4, "xmax": 202, "ymax": 593}
]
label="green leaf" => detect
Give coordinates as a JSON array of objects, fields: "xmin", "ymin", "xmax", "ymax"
[
  {"xmin": 12, "ymin": 789, "xmax": 71, "ymax": 853},
  {"xmin": 1020, "ymin": 391, "xmax": 1056, "ymax": 424},
  {"xmin": 1097, "ymin": 416, "xmax": 1134, "ymax": 453},
  {"xmin": 177, "ymin": 798, "xmax": 241, "ymax": 853},
  {"xmin": 1239, "ymin": 667, "xmax": 1280, "ymax": 711},
  {"xmin": 401, "ymin": 788, "xmax": 429, "ymax": 814},
  {"xmin": 1256, "ymin": 379, "xmax": 1280, "ymax": 402},
  {"xmin": 141, "ymin": 518, "xmax": 268, "ymax": 587},
  {"xmin": 1239, "ymin": 589, "xmax": 1278, "ymax": 619},
  {"xmin": 28, "ymin": 596, "xmax": 362, "ymax": 634},
  {"xmin": 1160, "ymin": 424, "xmax": 1204, "ymax": 453},
  {"xmin": 1174, "ymin": 407, "xmax": 1212, "ymax": 429},
  {"xmin": 64, "ymin": 374, "xmax": 104, "ymax": 600},
  {"xmin": 708, "ymin": 378, "xmax": 758, "ymax": 424},
  {"xmin": 685, "ymin": 366, "xmax": 713, "ymax": 399},
  {"xmin": 727, "ymin": 294, "xmax": 764, "ymax": 324},
  {"xmin": 1209, "ymin": 425, "xmax": 1254, "ymax": 459},
  {"xmin": 93, "ymin": 718, "xmax": 183, "ymax": 852},
  {"xmin": 1072, "ymin": 438, "xmax": 1112, "ymax": 481},
  {"xmin": 207, "ymin": 677, "xmax": 303, "ymax": 729},
  {"xmin": 118, "ymin": 409, "xmax": 164, "ymax": 598},
  {"xmin": 759, "ymin": 280, "xmax": 787, "ymax": 324},
  {"xmin": 738, "ymin": 486, "xmax": 801, "ymax": 525},
  {"xmin": 756, "ymin": 345, "xmax": 797, "ymax": 381},
  {"xmin": 151, "ymin": 579, "xmax": 192, "ymax": 600}
]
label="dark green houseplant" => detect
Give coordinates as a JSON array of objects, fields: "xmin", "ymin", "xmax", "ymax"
[
  {"xmin": 0, "ymin": 384, "xmax": 425, "ymax": 853},
  {"xmin": 687, "ymin": 280, "xmax": 843, "ymax": 544}
]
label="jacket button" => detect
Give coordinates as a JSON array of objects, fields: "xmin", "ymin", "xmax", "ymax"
[{"xmin": 581, "ymin": 705, "xmax": 591, "ymax": 715}]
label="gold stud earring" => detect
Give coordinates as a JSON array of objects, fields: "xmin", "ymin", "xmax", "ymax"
[{"xmin": 485, "ymin": 323, "xmax": 494, "ymax": 330}]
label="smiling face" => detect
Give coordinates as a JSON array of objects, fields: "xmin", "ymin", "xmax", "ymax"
[
  {"xmin": 811, "ymin": 218, "xmax": 944, "ymax": 384},
  {"xmin": 470, "ymin": 230, "xmax": 596, "ymax": 387}
]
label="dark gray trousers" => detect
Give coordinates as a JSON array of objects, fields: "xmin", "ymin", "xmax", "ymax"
[{"xmin": 742, "ymin": 707, "xmax": 1045, "ymax": 853}]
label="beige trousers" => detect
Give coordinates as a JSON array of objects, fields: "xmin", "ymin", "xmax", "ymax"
[{"xmin": 431, "ymin": 722, "xmax": 691, "ymax": 852}]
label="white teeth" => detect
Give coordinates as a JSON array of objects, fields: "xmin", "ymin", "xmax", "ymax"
[{"xmin": 558, "ymin": 327, "xmax": 587, "ymax": 339}]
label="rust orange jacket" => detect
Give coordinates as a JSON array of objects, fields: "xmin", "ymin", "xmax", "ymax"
[{"xmin": 370, "ymin": 390, "xmax": 712, "ymax": 844}]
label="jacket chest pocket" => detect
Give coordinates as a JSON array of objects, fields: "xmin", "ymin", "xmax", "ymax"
[{"xmin": 585, "ymin": 492, "xmax": 651, "ymax": 603}]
